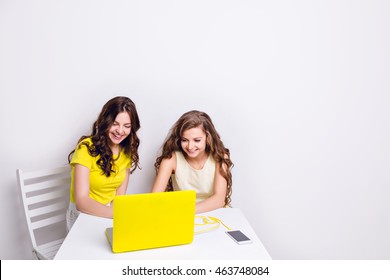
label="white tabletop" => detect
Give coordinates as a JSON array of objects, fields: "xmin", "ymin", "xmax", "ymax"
[{"xmin": 55, "ymin": 208, "xmax": 271, "ymax": 260}]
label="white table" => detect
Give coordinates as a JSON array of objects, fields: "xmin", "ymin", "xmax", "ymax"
[{"xmin": 55, "ymin": 208, "xmax": 271, "ymax": 260}]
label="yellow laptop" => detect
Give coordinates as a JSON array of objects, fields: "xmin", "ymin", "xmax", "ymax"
[{"xmin": 105, "ymin": 190, "xmax": 196, "ymax": 253}]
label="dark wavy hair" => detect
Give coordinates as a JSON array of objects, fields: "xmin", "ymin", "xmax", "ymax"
[
  {"xmin": 154, "ymin": 110, "xmax": 233, "ymax": 206},
  {"xmin": 68, "ymin": 96, "xmax": 141, "ymax": 176}
]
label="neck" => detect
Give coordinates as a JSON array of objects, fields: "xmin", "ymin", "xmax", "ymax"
[
  {"xmin": 185, "ymin": 152, "xmax": 209, "ymax": 169},
  {"xmin": 110, "ymin": 144, "xmax": 120, "ymax": 154}
]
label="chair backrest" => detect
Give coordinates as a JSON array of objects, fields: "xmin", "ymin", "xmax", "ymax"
[{"xmin": 17, "ymin": 165, "xmax": 71, "ymax": 256}]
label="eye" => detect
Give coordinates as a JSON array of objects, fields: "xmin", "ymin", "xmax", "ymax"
[{"xmin": 125, "ymin": 124, "xmax": 131, "ymax": 129}]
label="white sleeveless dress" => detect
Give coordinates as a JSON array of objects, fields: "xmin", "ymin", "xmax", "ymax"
[{"xmin": 171, "ymin": 151, "xmax": 216, "ymax": 202}]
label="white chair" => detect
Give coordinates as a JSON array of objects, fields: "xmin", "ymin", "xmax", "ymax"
[{"xmin": 17, "ymin": 165, "xmax": 71, "ymax": 260}]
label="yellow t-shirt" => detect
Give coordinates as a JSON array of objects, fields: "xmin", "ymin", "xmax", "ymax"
[{"xmin": 69, "ymin": 138, "xmax": 132, "ymax": 205}]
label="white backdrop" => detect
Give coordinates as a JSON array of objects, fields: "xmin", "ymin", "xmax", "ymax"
[{"xmin": 0, "ymin": 0, "xmax": 389, "ymax": 259}]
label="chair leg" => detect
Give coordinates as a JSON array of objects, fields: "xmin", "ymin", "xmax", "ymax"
[{"xmin": 33, "ymin": 249, "xmax": 42, "ymax": 260}]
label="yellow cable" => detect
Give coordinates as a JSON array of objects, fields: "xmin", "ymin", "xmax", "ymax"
[
  {"xmin": 206, "ymin": 216, "xmax": 232, "ymax": 230},
  {"xmin": 194, "ymin": 215, "xmax": 231, "ymax": 234}
]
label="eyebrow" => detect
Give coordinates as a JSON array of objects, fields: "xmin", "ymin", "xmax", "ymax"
[
  {"xmin": 181, "ymin": 136, "xmax": 203, "ymax": 140},
  {"xmin": 113, "ymin": 121, "xmax": 132, "ymax": 125}
]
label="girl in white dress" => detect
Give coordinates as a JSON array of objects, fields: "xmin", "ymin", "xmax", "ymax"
[{"xmin": 152, "ymin": 110, "xmax": 233, "ymax": 213}]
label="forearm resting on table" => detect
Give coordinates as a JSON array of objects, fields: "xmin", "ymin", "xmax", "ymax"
[
  {"xmin": 195, "ymin": 194, "xmax": 225, "ymax": 214},
  {"xmin": 75, "ymin": 196, "xmax": 113, "ymax": 219}
]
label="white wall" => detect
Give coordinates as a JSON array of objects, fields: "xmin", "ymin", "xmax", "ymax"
[{"xmin": 1, "ymin": 0, "xmax": 389, "ymax": 259}]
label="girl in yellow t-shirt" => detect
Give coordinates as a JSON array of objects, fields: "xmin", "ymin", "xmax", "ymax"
[
  {"xmin": 66, "ymin": 96, "xmax": 141, "ymax": 231},
  {"xmin": 152, "ymin": 110, "xmax": 233, "ymax": 214}
]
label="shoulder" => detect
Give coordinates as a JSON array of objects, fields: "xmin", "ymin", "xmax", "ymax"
[
  {"xmin": 164, "ymin": 151, "xmax": 177, "ymax": 164},
  {"xmin": 77, "ymin": 137, "xmax": 93, "ymax": 149},
  {"xmin": 160, "ymin": 151, "xmax": 177, "ymax": 170},
  {"xmin": 71, "ymin": 138, "xmax": 94, "ymax": 166},
  {"xmin": 73, "ymin": 138, "xmax": 94, "ymax": 159},
  {"xmin": 208, "ymin": 152, "xmax": 229, "ymax": 163},
  {"xmin": 212, "ymin": 153, "xmax": 230, "ymax": 170}
]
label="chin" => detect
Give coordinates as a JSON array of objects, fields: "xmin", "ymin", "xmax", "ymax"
[
  {"xmin": 185, "ymin": 152, "xmax": 198, "ymax": 158},
  {"xmin": 110, "ymin": 138, "xmax": 122, "ymax": 145}
]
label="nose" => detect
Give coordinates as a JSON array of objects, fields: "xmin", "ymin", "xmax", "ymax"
[
  {"xmin": 116, "ymin": 126, "xmax": 124, "ymax": 135},
  {"xmin": 188, "ymin": 141, "xmax": 194, "ymax": 150}
]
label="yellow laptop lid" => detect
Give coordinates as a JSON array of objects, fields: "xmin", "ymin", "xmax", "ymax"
[{"xmin": 106, "ymin": 190, "xmax": 196, "ymax": 253}]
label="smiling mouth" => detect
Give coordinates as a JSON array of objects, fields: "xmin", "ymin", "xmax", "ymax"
[{"xmin": 112, "ymin": 133, "xmax": 123, "ymax": 140}]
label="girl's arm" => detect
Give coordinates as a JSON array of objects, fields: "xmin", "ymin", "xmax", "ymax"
[
  {"xmin": 195, "ymin": 162, "xmax": 228, "ymax": 214},
  {"xmin": 73, "ymin": 164, "xmax": 114, "ymax": 218},
  {"xmin": 151, "ymin": 153, "xmax": 176, "ymax": 192},
  {"xmin": 116, "ymin": 169, "xmax": 130, "ymax": 196}
]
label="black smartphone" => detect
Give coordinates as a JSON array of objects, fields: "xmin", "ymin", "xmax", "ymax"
[{"xmin": 225, "ymin": 230, "xmax": 252, "ymax": 244}]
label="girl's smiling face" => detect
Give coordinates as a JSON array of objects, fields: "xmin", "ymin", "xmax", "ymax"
[
  {"xmin": 180, "ymin": 127, "xmax": 207, "ymax": 158},
  {"xmin": 108, "ymin": 111, "xmax": 131, "ymax": 147}
]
